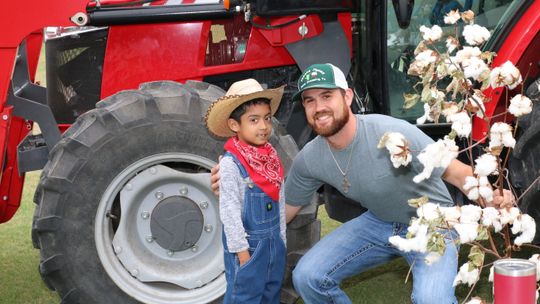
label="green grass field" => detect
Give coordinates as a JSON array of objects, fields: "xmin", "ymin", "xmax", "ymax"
[{"xmin": 0, "ymin": 171, "xmax": 60, "ymax": 304}]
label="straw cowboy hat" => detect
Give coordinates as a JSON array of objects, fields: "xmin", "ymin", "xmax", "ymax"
[{"xmin": 205, "ymin": 78, "xmax": 285, "ymax": 137}]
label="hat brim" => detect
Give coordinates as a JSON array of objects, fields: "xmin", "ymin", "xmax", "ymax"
[
  {"xmin": 292, "ymin": 83, "xmax": 343, "ymax": 101},
  {"xmin": 205, "ymin": 86, "xmax": 285, "ymax": 138}
]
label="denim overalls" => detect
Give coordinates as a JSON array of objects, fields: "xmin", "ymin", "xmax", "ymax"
[{"xmin": 222, "ymin": 152, "xmax": 286, "ymax": 304}]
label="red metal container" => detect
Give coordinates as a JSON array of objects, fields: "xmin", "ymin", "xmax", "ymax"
[{"xmin": 494, "ymin": 258, "xmax": 537, "ymax": 304}]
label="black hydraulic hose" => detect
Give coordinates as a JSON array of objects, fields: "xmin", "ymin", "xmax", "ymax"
[{"xmin": 88, "ymin": 3, "xmax": 235, "ymax": 26}]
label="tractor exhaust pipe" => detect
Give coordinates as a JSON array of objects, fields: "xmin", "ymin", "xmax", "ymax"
[{"xmin": 88, "ymin": 3, "xmax": 235, "ymax": 26}]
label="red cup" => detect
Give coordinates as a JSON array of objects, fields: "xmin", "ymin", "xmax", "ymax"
[{"xmin": 494, "ymin": 258, "xmax": 537, "ymax": 304}]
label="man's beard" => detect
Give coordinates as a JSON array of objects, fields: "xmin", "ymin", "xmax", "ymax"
[{"xmin": 309, "ymin": 103, "xmax": 350, "ymax": 137}]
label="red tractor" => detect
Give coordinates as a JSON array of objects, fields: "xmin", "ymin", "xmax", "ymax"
[{"xmin": 0, "ymin": 0, "xmax": 538, "ymax": 303}]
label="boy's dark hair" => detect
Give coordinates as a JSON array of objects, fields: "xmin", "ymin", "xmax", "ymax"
[{"xmin": 229, "ymin": 98, "xmax": 271, "ymax": 122}]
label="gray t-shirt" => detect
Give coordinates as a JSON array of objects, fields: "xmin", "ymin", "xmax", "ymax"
[{"xmin": 285, "ymin": 114, "xmax": 454, "ymax": 224}]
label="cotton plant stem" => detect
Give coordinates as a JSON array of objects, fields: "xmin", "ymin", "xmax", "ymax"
[
  {"xmin": 499, "ymin": 121, "xmax": 519, "ymax": 181},
  {"xmin": 487, "ymin": 232, "xmax": 501, "ymax": 258},
  {"xmin": 496, "ymin": 155, "xmax": 504, "ymax": 196},
  {"xmin": 521, "ymin": 243, "xmax": 540, "ymax": 250},
  {"xmin": 457, "ymin": 135, "xmax": 489, "ymax": 153},
  {"xmin": 517, "ymin": 174, "xmax": 540, "ymax": 204},
  {"xmin": 472, "ymin": 241, "xmax": 501, "ymax": 259},
  {"xmin": 503, "ymin": 225, "xmax": 512, "ymax": 257}
]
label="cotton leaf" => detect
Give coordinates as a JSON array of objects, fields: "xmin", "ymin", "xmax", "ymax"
[
  {"xmin": 461, "ymin": 10, "xmax": 475, "ymax": 24},
  {"xmin": 468, "ymin": 245, "xmax": 485, "ymax": 268},
  {"xmin": 403, "ymin": 93, "xmax": 420, "ymax": 109},
  {"xmin": 408, "ymin": 196, "xmax": 429, "ymax": 208}
]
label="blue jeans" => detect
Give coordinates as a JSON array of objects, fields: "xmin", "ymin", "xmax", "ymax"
[{"xmin": 292, "ymin": 211, "xmax": 458, "ymax": 304}]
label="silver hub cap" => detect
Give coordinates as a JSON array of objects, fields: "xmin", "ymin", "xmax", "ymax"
[{"xmin": 95, "ymin": 153, "xmax": 225, "ymax": 304}]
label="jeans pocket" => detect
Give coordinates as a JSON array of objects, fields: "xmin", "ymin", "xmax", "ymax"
[{"xmin": 238, "ymin": 239, "xmax": 262, "ymax": 271}]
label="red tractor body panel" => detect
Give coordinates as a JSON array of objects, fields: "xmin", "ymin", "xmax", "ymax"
[
  {"xmin": 100, "ymin": 13, "xmax": 352, "ymax": 98},
  {"xmin": 472, "ymin": 0, "xmax": 540, "ymax": 141}
]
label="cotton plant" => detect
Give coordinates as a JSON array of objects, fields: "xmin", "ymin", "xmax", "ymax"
[{"xmin": 380, "ymin": 9, "xmax": 539, "ymax": 303}]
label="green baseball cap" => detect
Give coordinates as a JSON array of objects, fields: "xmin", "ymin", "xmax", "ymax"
[{"xmin": 292, "ymin": 63, "xmax": 348, "ymax": 101}]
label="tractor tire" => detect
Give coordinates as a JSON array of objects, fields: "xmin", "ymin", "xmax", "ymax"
[
  {"xmin": 31, "ymin": 80, "xmax": 317, "ymax": 304},
  {"xmin": 509, "ymin": 77, "xmax": 540, "ymax": 242}
]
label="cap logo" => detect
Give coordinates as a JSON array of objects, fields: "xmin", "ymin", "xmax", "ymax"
[{"xmin": 300, "ymin": 68, "xmax": 327, "ymax": 89}]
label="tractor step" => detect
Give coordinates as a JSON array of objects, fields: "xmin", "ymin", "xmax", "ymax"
[{"xmin": 17, "ymin": 133, "xmax": 49, "ymax": 173}]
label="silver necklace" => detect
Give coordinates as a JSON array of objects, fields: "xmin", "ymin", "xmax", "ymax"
[{"xmin": 326, "ymin": 131, "xmax": 357, "ymax": 193}]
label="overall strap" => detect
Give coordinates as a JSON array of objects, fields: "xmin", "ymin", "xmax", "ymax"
[{"xmin": 223, "ymin": 151, "xmax": 249, "ymax": 179}]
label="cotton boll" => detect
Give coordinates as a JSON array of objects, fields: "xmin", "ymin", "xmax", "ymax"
[
  {"xmin": 463, "ymin": 176, "xmax": 480, "ymax": 200},
  {"xmin": 447, "ymin": 111, "xmax": 472, "ymax": 138},
  {"xmin": 481, "ymin": 207, "xmax": 503, "ymax": 232},
  {"xmin": 463, "ymin": 24, "xmax": 491, "ymax": 46},
  {"xmin": 378, "ymin": 132, "xmax": 412, "ymax": 168},
  {"xmin": 455, "ymin": 223, "xmax": 479, "ymax": 243},
  {"xmin": 501, "ymin": 61, "xmax": 522, "ymax": 89},
  {"xmin": 444, "ymin": 10, "xmax": 461, "ymax": 25},
  {"xmin": 460, "ymin": 204, "xmax": 482, "ymax": 224},
  {"xmin": 389, "ymin": 224, "xmax": 429, "ymax": 253},
  {"xmin": 478, "ymin": 176, "xmax": 494, "ymax": 202},
  {"xmin": 414, "ymin": 137, "xmax": 458, "ymax": 183},
  {"xmin": 474, "ymin": 154, "xmax": 498, "ymax": 177},
  {"xmin": 490, "ymin": 61, "xmax": 522, "ymax": 90},
  {"xmin": 512, "ymin": 214, "xmax": 536, "ymax": 245},
  {"xmin": 500, "ymin": 207, "xmax": 520, "ymax": 225},
  {"xmin": 464, "ymin": 298, "xmax": 484, "ymax": 304},
  {"xmin": 489, "ymin": 122, "xmax": 515, "ymax": 149},
  {"xmin": 528, "ymin": 254, "xmax": 540, "ymax": 281},
  {"xmin": 420, "ymin": 25, "xmax": 443, "ymax": 42},
  {"xmin": 453, "ymin": 262, "xmax": 480, "ymax": 286},
  {"xmin": 417, "ymin": 202, "xmax": 441, "ymax": 221},
  {"xmin": 440, "ymin": 206, "xmax": 461, "ymax": 227},
  {"xmin": 455, "ymin": 46, "xmax": 482, "ymax": 64},
  {"xmin": 463, "ymin": 57, "xmax": 489, "ymax": 81},
  {"xmin": 509, "ymin": 94, "xmax": 533, "ymax": 117}
]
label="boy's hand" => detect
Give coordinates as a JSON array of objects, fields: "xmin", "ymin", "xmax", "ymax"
[
  {"xmin": 210, "ymin": 156, "xmax": 222, "ymax": 196},
  {"xmin": 237, "ymin": 250, "xmax": 250, "ymax": 266}
]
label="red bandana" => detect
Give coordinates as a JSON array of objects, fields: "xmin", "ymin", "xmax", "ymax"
[{"xmin": 224, "ymin": 136, "xmax": 283, "ymax": 201}]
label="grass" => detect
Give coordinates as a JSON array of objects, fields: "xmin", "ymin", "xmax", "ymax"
[{"xmin": 0, "ymin": 171, "xmax": 60, "ymax": 304}]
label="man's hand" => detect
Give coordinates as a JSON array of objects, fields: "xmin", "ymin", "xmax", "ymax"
[
  {"xmin": 210, "ymin": 156, "xmax": 222, "ymax": 196},
  {"xmin": 490, "ymin": 189, "xmax": 515, "ymax": 209},
  {"xmin": 237, "ymin": 250, "xmax": 250, "ymax": 266}
]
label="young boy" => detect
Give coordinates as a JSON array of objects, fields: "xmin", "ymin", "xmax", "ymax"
[{"xmin": 205, "ymin": 79, "xmax": 287, "ymax": 304}]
